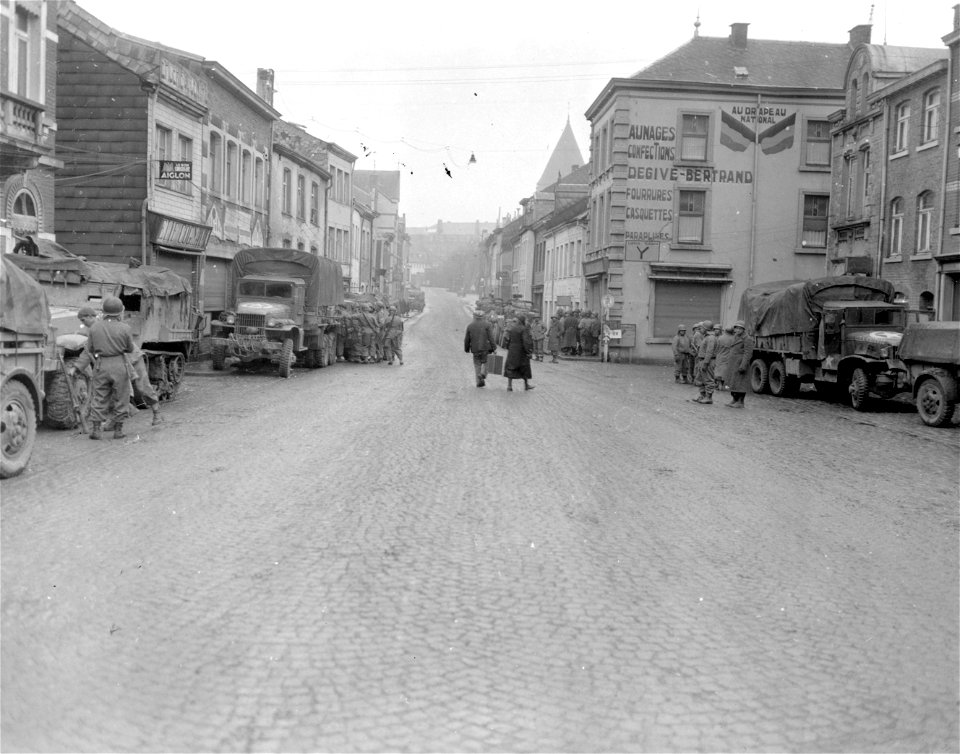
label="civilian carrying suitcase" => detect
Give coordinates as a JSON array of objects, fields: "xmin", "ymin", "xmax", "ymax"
[{"xmin": 486, "ymin": 352, "xmax": 504, "ymax": 376}]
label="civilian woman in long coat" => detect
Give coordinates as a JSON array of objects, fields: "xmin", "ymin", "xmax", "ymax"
[
  {"xmin": 724, "ymin": 320, "xmax": 754, "ymax": 408},
  {"xmin": 503, "ymin": 314, "xmax": 534, "ymax": 391}
]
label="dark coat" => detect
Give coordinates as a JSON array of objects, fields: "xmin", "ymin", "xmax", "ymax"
[
  {"xmin": 714, "ymin": 332, "xmax": 736, "ymax": 377},
  {"xmin": 464, "ymin": 318, "xmax": 496, "ymax": 355},
  {"xmin": 503, "ymin": 324, "xmax": 533, "ymax": 379},
  {"xmin": 725, "ymin": 333, "xmax": 754, "ymax": 393},
  {"xmin": 547, "ymin": 320, "xmax": 562, "ymax": 351},
  {"xmin": 562, "ymin": 315, "xmax": 579, "ymax": 349}
]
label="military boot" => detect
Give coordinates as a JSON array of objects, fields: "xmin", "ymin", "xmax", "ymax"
[
  {"xmin": 113, "ymin": 422, "xmax": 125, "ymax": 439},
  {"xmin": 151, "ymin": 407, "xmax": 163, "ymax": 426},
  {"xmin": 89, "ymin": 421, "xmax": 102, "ymax": 440}
]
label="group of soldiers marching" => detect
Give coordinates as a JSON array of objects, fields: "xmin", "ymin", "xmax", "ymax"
[
  {"xmin": 336, "ymin": 302, "xmax": 405, "ymax": 365},
  {"xmin": 670, "ymin": 320, "xmax": 755, "ymax": 408}
]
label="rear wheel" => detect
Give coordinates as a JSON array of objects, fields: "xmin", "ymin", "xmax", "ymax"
[
  {"xmin": 1, "ymin": 381, "xmax": 36, "ymax": 478},
  {"xmin": 165, "ymin": 354, "xmax": 185, "ymax": 399},
  {"xmin": 768, "ymin": 360, "xmax": 789, "ymax": 397},
  {"xmin": 848, "ymin": 367, "xmax": 872, "ymax": 411},
  {"xmin": 278, "ymin": 339, "xmax": 294, "ymax": 378},
  {"xmin": 749, "ymin": 359, "xmax": 769, "ymax": 394},
  {"xmin": 916, "ymin": 377, "xmax": 956, "ymax": 427}
]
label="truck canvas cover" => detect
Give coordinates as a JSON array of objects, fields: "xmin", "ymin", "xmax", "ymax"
[
  {"xmin": 232, "ymin": 248, "xmax": 344, "ymax": 308},
  {"xmin": 739, "ymin": 276, "xmax": 895, "ymax": 337},
  {"xmin": 1, "ymin": 255, "xmax": 50, "ymax": 337},
  {"xmin": 4, "ymin": 254, "xmax": 190, "ymax": 297}
]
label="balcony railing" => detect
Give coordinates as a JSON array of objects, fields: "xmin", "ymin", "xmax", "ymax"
[{"xmin": 1, "ymin": 92, "xmax": 44, "ymax": 146}]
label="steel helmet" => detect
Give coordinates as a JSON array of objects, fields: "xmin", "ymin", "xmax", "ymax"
[{"xmin": 102, "ymin": 296, "xmax": 124, "ymax": 315}]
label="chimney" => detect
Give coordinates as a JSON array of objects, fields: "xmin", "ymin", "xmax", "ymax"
[
  {"xmin": 730, "ymin": 23, "xmax": 749, "ymax": 49},
  {"xmin": 848, "ymin": 24, "xmax": 872, "ymax": 46},
  {"xmin": 256, "ymin": 68, "xmax": 275, "ymax": 106},
  {"xmin": 954, "ymin": 4, "xmax": 959, "ymax": 31}
]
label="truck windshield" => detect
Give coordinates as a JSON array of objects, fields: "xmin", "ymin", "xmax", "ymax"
[
  {"xmin": 847, "ymin": 308, "xmax": 906, "ymax": 326},
  {"xmin": 239, "ymin": 280, "xmax": 293, "ymax": 299}
]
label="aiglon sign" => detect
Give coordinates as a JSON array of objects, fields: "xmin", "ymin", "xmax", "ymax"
[{"xmin": 158, "ymin": 161, "xmax": 192, "ymax": 180}]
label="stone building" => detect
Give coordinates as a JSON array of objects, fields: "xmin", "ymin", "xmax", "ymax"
[
  {"xmin": 585, "ymin": 21, "xmax": 865, "ymax": 361},
  {"xmin": 940, "ymin": 8, "xmax": 960, "ymax": 319},
  {"xmin": 1, "ymin": 0, "xmax": 62, "ymax": 256}
]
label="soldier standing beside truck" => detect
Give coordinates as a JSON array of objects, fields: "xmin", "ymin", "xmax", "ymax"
[
  {"xmin": 382, "ymin": 306, "xmax": 404, "ymax": 365},
  {"xmin": 69, "ymin": 296, "xmax": 134, "ymax": 440}
]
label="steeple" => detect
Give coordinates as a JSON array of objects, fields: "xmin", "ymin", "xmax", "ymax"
[{"xmin": 536, "ymin": 117, "xmax": 584, "ymax": 192}]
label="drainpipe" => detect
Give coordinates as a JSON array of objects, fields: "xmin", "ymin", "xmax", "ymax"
[
  {"xmin": 748, "ymin": 93, "xmax": 761, "ymax": 287},
  {"xmin": 876, "ymin": 98, "xmax": 890, "ymax": 280},
  {"xmin": 141, "ymin": 197, "xmax": 149, "ymax": 266},
  {"xmin": 935, "ymin": 49, "xmax": 953, "ymax": 319}
]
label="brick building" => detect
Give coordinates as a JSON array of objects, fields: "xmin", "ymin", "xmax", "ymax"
[
  {"xmin": 585, "ymin": 21, "xmax": 864, "ymax": 361},
  {"xmin": 828, "ymin": 40, "xmax": 948, "ymax": 317},
  {"xmin": 941, "ymin": 7, "xmax": 960, "ymax": 319}
]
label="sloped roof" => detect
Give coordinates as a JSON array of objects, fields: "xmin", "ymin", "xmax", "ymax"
[
  {"xmin": 859, "ymin": 44, "xmax": 948, "ymax": 80},
  {"xmin": 635, "ymin": 35, "xmax": 852, "ymax": 90},
  {"xmin": 538, "ymin": 196, "xmax": 589, "ymax": 234},
  {"xmin": 536, "ymin": 118, "xmax": 584, "ymax": 192},
  {"xmin": 542, "ymin": 163, "xmax": 591, "ymax": 194},
  {"xmin": 353, "ymin": 171, "xmax": 401, "ymax": 203}
]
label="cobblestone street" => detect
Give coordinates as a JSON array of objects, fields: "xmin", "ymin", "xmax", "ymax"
[{"xmin": 2, "ymin": 288, "xmax": 958, "ymax": 753}]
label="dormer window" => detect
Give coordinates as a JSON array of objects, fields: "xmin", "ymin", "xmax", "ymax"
[{"xmin": 734, "ymin": 66, "xmax": 749, "ymax": 78}]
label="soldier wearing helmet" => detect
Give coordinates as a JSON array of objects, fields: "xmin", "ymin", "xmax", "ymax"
[
  {"xmin": 382, "ymin": 305, "xmax": 404, "ymax": 365},
  {"xmin": 69, "ymin": 296, "xmax": 135, "ymax": 439},
  {"xmin": 671, "ymin": 323, "xmax": 694, "ymax": 384},
  {"xmin": 692, "ymin": 320, "xmax": 719, "ymax": 404}
]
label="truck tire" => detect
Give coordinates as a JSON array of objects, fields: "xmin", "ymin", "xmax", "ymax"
[
  {"xmin": 305, "ymin": 348, "xmax": 322, "ymax": 369},
  {"xmin": 211, "ymin": 345, "xmax": 226, "ymax": 370},
  {"xmin": 278, "ymin": 339, "xmax": 294, "ymax": 378},
  {"xmin": 165, "ymin": 354, "xmax": 185, "ymax": 399},
  {"xmin": 43, "ymin": 357, "xmax": 89, "ymax": 429},
  {"xmin": 915, "ymin": 376, "xmax": 956, "ymax": 427},
  {"xmin": 768, "ymin": 360, "xmax": 791, "ymax": 397},
  {"xmin": 749, "ymin": 359, "xmax": 769, "ymax": 394},
  {"xmin": 1, "ymin": 381, "xmax": 37, "ymax": 478},
  {"xmin": 848, "ymin": 367, "xmax": 871, "ymax": 411}
]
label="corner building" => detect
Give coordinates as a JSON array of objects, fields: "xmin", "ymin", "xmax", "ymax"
[{"xmin": 585, "ymin": 22, "xmax": 866, "ymax": 361}]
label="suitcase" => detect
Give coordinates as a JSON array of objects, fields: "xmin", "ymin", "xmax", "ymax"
[{"xmin": 486, "ymin": 352, "xmax": 504, "ymax": 376}]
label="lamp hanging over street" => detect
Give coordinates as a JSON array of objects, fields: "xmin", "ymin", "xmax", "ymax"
[{"xmin": 468, "ymin": 152, "xmax": 477, "ymax": 165}]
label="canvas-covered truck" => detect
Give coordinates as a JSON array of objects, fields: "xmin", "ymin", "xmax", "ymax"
[
  {"xmin": 5, "ymin": 252, "xmax": 197, "ymax": 428},
  {"xmin": 1, "ymin": 256, "xmax": 49, "ymax": 478},
  {"xmin": 738, "ymin": 276, "xmax": 909, "ymax": 410},
  {"xmin": 210, "ymin": 248, "xmax": 344, "ymax": 377},
  {"xmin": 898, "ymin": 321, "xmax": 960, "ymax": 427}
]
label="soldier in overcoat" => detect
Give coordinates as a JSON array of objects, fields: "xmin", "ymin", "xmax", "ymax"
[
  {"xmin": 546, "ymin": 315, "xmax": 562, "ymax": 362},
  {"xmin": 724, "ymin": 320, "xmax": 754, "ymax": 408},
  {"xmin": 692, "ymin": 320, "xmax": 718, "ymax": 404}
]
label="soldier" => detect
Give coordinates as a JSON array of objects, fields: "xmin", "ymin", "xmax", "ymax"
[
  {"xmin": 358, "ymin": 304, "xmax": 378, "ymax": 363},
  {"xmin": 671, "ymin": 324, "xmax": 694, "ymax": 383},
  {"xmin": 68, "ymin": 296, "xmax": 134, "ymax": 439},
  {"xmin": 382, "ymin": 305, "xmax": 404, "ymax": 365},
  {"xmin": 725, "ymin": 320, "xmax": 754, "ymax": 409},
  {"xmin": 530, "ymin": 316, "xmax": 547, "ymax": 361},
  {"xmin": 692, "ymin": 319, "xmax": 718, "ymax": 405}
]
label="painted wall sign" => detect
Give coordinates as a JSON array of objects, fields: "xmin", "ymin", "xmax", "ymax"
[{"xmin": 158, "ymin": 160, "xmax": 192, "ymax": 180}]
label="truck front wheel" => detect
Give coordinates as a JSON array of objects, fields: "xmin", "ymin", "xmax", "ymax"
[
  {"xmin": 915, "ymin": 377, "xmax": 956, "ymax": 427},
  {"xmin": 1, "ymin": 381, "xmax": 37, "ymax": 479},
  {"xmin": 278, "ymin": 339, "xmax": 294, "ymax": 378},
  {"xmin": 848, "ymin": 367, "xmax": 872, "ymax": 411},
  {"xmin": 749, "ymin": 359, "xmax": 769, "ymax": 394}
]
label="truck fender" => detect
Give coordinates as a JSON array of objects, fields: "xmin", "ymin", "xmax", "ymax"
[{"xmin": 913, "ymin": 368, "xmax": 958, "ymax": 402}]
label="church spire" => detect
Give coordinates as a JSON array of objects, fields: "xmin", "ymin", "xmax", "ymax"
[{"xmin": 536, "ymin": 119, "xmax": 584, "ymax": 192}]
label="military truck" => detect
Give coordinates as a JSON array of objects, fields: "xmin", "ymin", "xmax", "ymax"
[
  {"xmin": 738, "ymin": 276, "xmax": 909, "ymax": 410},
  {"xmin": 1, "ymin": 256, "xmax": 49, "ymax": 477},
  {"xmin": 898, "ymin": 321, "xmax": 960, "ymax": 427},
  {"xmin": 5, "ymin": 252, "xmax": 197, "ymax": 428},
  {"xmin": 210, "ymin": 248, "xmax": 344, "ymax": 377}
]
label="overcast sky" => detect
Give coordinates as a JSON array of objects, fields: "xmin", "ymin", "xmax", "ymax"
[{"xmin": 76, "ymin": 0, "xmax": 951, "ymax": 228}]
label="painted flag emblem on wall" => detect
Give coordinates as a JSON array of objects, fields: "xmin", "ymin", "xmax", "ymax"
[
  {"xmin": 759, "ymin": 113, "xmax": 796, "ymax": 154},
  {"xmin": 720, "ymin": 110, "xmax": 755, "ymax": 152}
]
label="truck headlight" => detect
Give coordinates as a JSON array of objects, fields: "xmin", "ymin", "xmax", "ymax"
[
  {"xmin": 220, "ymin": 312, "xmax": 235, "ymax": 325},
  {"xmin": 266, "ymin": 318, "xmax": 279, "ymax": 327}
]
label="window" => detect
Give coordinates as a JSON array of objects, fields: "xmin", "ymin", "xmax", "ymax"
[
  {"xmin": 226, "ymin": 141, "xmax": 237, "ymax": 198},
  {"xmin": 680, "ymin": 114, "xmax": 709, "ymax": 161},
  {"xmin": 12, "ymin": 190, "xmax": 36, "ymax": 217},
  {"xmin": 916, "ymin": 192, "xmax": 933, "ymax": 253},
  {"xmin": 310, "ymin": 182, "xmax": 319, "ymax": 225},
  {"xmin": 241, "ymin": 150, "xmax": 251, "ymax": 203},
  {"xmin": 155, "ymin": 125, "xmax": 172, "ymax": 162},
  {"xmin": 677, "ymin": 190, "xmax": 705, "ymax": 244},
  {"xmin": 296, "ymin": 175, "xmax": 305, "ymax": 220},
  {"xmin": 889, "ymin": 197, "xmax": 903, "ymax": 256},
  {"xmin": 14, "ymin": 6, "xmax": 37, "ymax": 100},
  {"xmin": 209, "ymin": 133, "xmax": 222, "ymax": 193},
  {"xmin": 894, "ymin": 102, "xmax": 910, "ymax": 152},
  {"xmin": 802, "ymin": 195, "xmax": 829, "ymax": 248},
  {"xmin": 844, "ymin": 154, "xmax": 858, "ymax": 217},
  {"xmin": 282, "ymin": 169, "xmax": 292, "ymax": 215},
  {"xmin": 297, "ymin": 241, "xmax": 305, "ymax": 251},
  {"xmin": 254, "ymin": 157, "xmax": 264, "ymax": 208},
  {"xmin": 922, "ymin": 89, "xmax": 941, "ymax": 143},
  {"xmin": 850, "ymin": 78, "xmax": 859, "ymax": 117},
  {"xmin": 860, "ymin": 148, "xmax": 870, "ymax": 209},
  {"xmin": 804, "ymin": 120, "xmax": 831, "ymax": 166}
]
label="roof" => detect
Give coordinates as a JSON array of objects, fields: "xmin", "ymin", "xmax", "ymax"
[
  {"xmin": 634, "ymin": 34, "xmax": 852, "ymax": 90},
  {"xmin": 857, "ymin": 44, "xmax": 949, "ymax": 80},
  {"xmin": 538, "ymin": 196, "xmax": 589, "ymax": 234},
  {"xmin": 536, "ymin": 118, "xmax": 585, "ymax": 192},
  {"xmin": 353, "ymin": 171, "xmax": 401, "ymax": 204}
]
